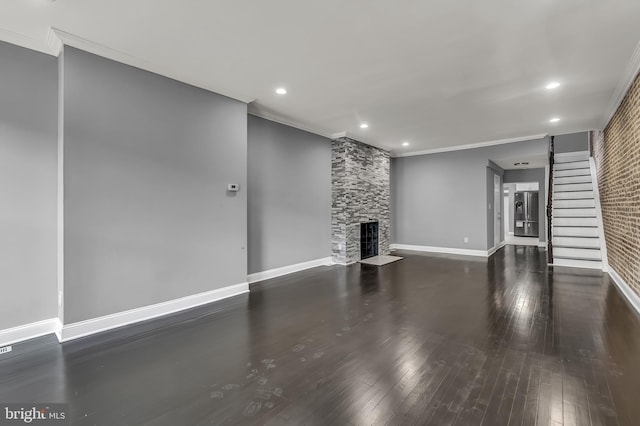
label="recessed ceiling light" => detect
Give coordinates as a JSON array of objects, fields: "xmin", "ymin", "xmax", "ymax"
[
  {"xmin": 402, "ymin": 142, "xmax": 410, "ymax": 146},
  {"xmin": 549, "ymin": 117, "xmax": 560, "ymax": 123},
  {"xmin": 275, "ymin": 88, "xmax": 287, "ymax": 95},
  {"xmin": 360, "ymin": 123, "xmax": 369, "ymax": 129},
  {"xmin": 545, "ymin": 82, "xmax": 561, "ymax": 90}
]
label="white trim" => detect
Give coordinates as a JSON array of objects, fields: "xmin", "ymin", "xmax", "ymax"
[
  {"xmin": 58, "ymin": 283, "xmax": 249, "ymax": 342},
  {"xmin": 393, "ymin": 134, "xmax": 547, "ymax": 158},
  {"xmin": 248, "ymin": 110, "xmax": 334, "ymax": 139},
  {"xmin": 0, "ymin": 318, "xmax": 59, "ymax": 347},
  {"xmin": 390, "ymin": 244, "xmax": 488, "ymax": 257},
  {"xmin": 538, "ymin": 242, "xmax": 547, "ymax": 249},
  {"xmin": 0, "ymin": 28, "xmax": 54, "ymax": 55},
  {"xmin": 57, "ymin": 47, "xmax": 65, "ymax": 324},
  {"xmin": 47, "ymin": 27, "xmax": 255, "ymax": 104},
  {"xmin": 488, "ymin": 241, "xmax": 506, "ymax": 257},
  {"xmin": 601, "ymin": 40, "xmax": 640, "ymax": 129},
  {"xmin": 589, "ymin": 157, "xmax": 609, "ymax": 272},
  {"xmin": 248, "ymin": 257, "xmax": 333, "ymax": 284},
  {"xmin": 609, "ymin": 268, "xmax": 640, "ymax": 317},
  {"xmin": 45, "ymin": 27, "xmax": 63, "ymax": 56}
]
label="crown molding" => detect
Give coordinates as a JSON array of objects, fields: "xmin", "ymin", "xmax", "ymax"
[
  {"xmin": 45, "ymin": 27, "xmax": 63, "ymax": 56},
  {"xmin": 0, "ymin": 28, "xmax": 55, "ymax": 55},
  {"xmin": 392, "ymin": 134, "xmax": 548, "ymax": 158},
  {"xmin": 248, "ymin": 108, "xmax": 334, "ymax": 139},
  {"xmin": 47, "ymin": 27, "xmax": 255, "ymax": 103},
  {"xmin": 601, "ymin": 39, "xmax": 640, "ymax": 130}
]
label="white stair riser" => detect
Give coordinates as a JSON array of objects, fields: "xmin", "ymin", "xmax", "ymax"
[
  {"xmin": 554, "ymin": 208, "xmax": 596, "ymax": 217},
  {"xmin": 552, "ymin": 258, "xmax": 603, "ymax": 270},
  {"xmin": 554, "ymin": 247, "xmax": 601, "ymax": 260},
  {"xmin": 553, "ymin": 227, "xmax": 599, "ymax": 237},
  {"xmin": 553, "ymin": 237, "xmax": 600, "ymax": 248},
  {"xmin": 553, "ymin": 217, "xmax": 598, "ymax": 227},
  {"xmin": 554, "ymin": 151, "xmax": 589, "ymax": 163},
  {"xmin": 554, "ymin": 191, "xmax": 594, "ymax": 200},
  {"xmin": 554, "ymin": 161, "xmax": 590, "ymax": 170},
  {"xmin": 554, "ymin": 199, "xmax": 595, "ymax": 208},
  {"xmin": 554, "ymin": 183, "xmax": 593, "ymax": 192},
  {"xmin": 554, "ymin": 169, "xmax": 591, "ymax": 177},
  {"xmin": 555, "ymin": 175, "xmax": 592, "ymax": 185},
  {"xmin": 550, "ymin": 151, "xmax": 603, "ymax": 270}
]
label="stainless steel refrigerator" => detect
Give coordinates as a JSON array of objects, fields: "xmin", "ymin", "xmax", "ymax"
[{"xmin": 514, "ymin": 191, "xmax": 539, "ymax": 237}]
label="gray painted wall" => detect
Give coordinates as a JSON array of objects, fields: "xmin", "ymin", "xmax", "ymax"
[
  {"xmin": 555, "ymin": 132, "xmax": 588, "ymax": 153},
  {"xmin": 62, "ymin": 47, "xmax": 248, "ymax": 323},
  {"xmin": 391, "ymin": 138, "xmax": 548, "ymax": 251},
  {"xmin": 247, "ymin": 115, "xmax": 331, "ymax": 273},
  {"xmin": 503, "ymin": 168, "xmax": 547, "ymax": 242},
  {"xmin": 0, "ymin": 41, "xmax": 58, "ymax": 329}
]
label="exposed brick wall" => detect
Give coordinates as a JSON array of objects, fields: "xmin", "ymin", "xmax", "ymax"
[{"xmin": 593, "ymin": 71, "xmax": 640, "ymax": 296}]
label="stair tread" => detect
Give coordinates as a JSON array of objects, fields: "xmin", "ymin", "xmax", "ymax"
[
  {"xmin": 551, "ymin": 258, "xmax": 603, "ymax": 270},
  {"xmin": 554, "ymin": 163, "xmax": 590, "ymax": 170},
  {"xmin": 555, "ymin": 151, "xmax": 589, "ymax": 161}
]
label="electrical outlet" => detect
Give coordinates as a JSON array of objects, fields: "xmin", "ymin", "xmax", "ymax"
[
  {"xmin": 0, "ymin": 346, "xmax": 12, "ymax": 355},
  {"xmin": 464, "ymin": 237, "xmax": 469, "ymax": 243}
]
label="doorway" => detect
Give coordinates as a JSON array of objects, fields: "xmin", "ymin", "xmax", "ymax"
[{"xmin": 503, "ymin": 182, "xmax": 540, "ymax": 246}]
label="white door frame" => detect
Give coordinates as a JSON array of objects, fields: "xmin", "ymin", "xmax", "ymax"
[{"xmin": 494, "ymin": 174, "xmax": 502, "ymax": 249}]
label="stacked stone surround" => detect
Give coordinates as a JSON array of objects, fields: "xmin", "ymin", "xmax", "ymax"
[
  {"xmin": 331, "ymin": 137, "xmax": 390, "ymax": 264},
  {"xmin": 593, "ymin": 71, "xmax": 640, "ymax": 296}
]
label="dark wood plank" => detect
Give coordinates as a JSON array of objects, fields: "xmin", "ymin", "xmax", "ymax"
[{"xmin": 0, "ymin": 246, "xmax": 639, "ymax": 425}]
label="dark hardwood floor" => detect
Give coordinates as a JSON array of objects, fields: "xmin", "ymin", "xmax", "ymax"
[{"xmin": 2, "ymin": 246, "xmax": 640, "ymax": 425}]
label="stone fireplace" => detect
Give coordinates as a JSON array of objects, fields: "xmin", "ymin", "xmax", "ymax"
[{"xmin": 331, "ymin": 136, "xmax": 390, "ymax": 264}]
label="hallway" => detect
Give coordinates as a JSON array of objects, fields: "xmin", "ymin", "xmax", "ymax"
[{"xmin": 1, "ymin": 246, "xmax": 639, "ymax": 425}]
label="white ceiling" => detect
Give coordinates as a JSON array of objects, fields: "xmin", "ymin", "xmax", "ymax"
[
  {"xmin": 2, "ymin": 0, "xmax": 640, "ymax": 156},
  {"xmin": 493, "ymin": 154, "xmax": 548, "ymax": 171}
]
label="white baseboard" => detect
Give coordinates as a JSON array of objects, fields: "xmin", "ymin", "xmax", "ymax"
[
  {"xmin": 248, "ymin": 257, "xmax": 333, "ymax": 284},
  {"xmin": 609, "ymin": 268, "xmax": 640, "ymax": 317},
  {"xmin": 58, "ymin": 282, "xmax": 249, "ymax": 343},
  {"xmin": 488, "ymin": 241, "xmax": 506, "ymax": 257},
  {"xmin": 0, "ymin": 318, "xmax": 59, "ymax": 347},
  {"xmin": 390, "ymin": 244, "xmax": 488, "ymax": 257}
]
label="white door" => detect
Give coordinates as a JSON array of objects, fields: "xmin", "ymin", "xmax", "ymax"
[{"xmin": 494, "ymin": 174, "xmax": 501, "ymax": 247}]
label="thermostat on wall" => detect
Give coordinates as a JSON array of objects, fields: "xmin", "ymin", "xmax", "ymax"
[{"xmin": 227, "ymin": 184, "xmax": 240, "ymax": 192}]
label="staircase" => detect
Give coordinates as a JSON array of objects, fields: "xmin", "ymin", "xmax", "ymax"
[{"xmin": 551, "ymin": 151, "xmax": 603, "ymax": 269}]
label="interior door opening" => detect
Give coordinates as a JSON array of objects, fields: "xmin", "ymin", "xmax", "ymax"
[{"xmin": 503, "ymin": 182, "xmax": 540, "ymax": 247}]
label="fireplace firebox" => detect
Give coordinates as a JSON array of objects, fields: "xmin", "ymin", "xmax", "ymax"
[{"xmin": 360, "ymin": 222, "xmax": 379, "ymax": 260}]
